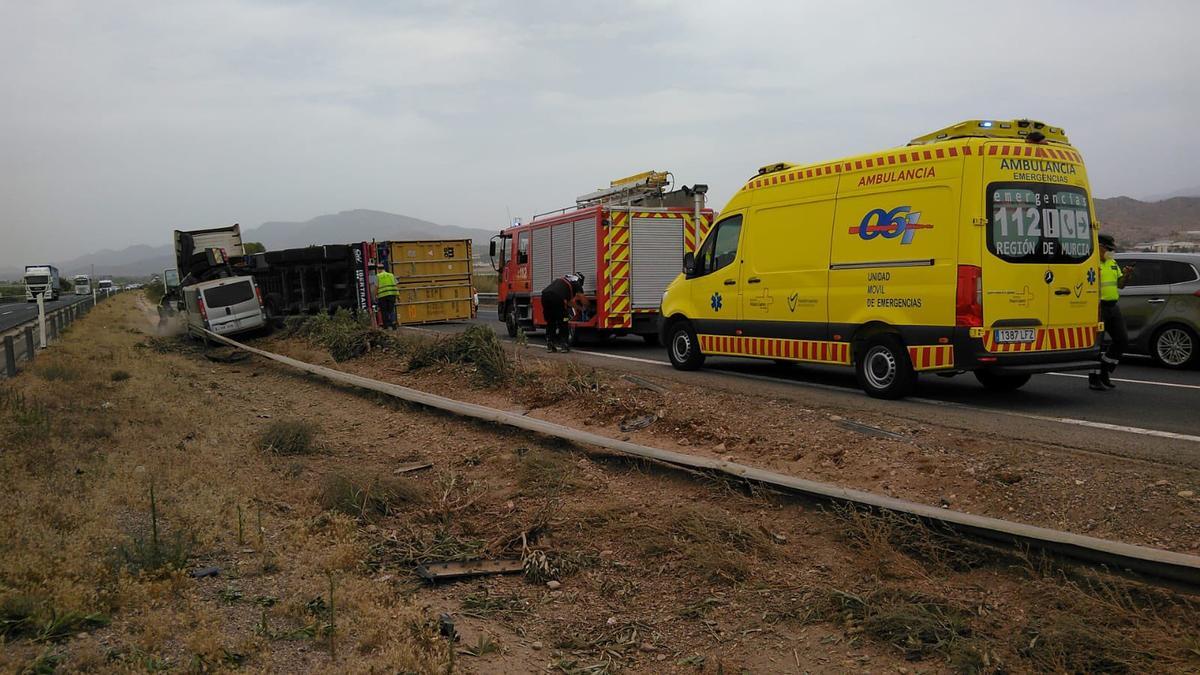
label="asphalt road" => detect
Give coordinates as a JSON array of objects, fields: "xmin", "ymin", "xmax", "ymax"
[
  {"xmin": 0, "ymin": 294, "xmax": 92, "ymax": 333},
  {"xmin": 425, "ymin": 312, "xmax": 1200, "ymax": 440}
]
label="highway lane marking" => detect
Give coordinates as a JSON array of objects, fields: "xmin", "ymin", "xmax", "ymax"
[
  {"xmin": 566, "ymin": 348, "xmax": 1200, "ymax": 443},
  {"xmin": 1047, "ymin": 372, "xmax": 1200, "ymax": 391},
  {"xmin": 413, "ymin": 326, "xmax": 1199, "ymax": 441}
]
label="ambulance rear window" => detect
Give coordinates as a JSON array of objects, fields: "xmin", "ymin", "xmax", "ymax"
[{"xmin": 987, "ymin": 183, "xmax": 1092, "ymax": 264}]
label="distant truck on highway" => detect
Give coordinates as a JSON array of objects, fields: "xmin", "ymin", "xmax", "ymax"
[
  {"xmin": 23, "ymin": 265, "xmax": 60, "ymax": 301},
  {"xmin": 73, "ymin": 274, "xmax": 91, "ymax": 295}
]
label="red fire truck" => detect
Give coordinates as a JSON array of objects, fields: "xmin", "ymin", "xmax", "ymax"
[{"xmin": 491, "ymin": 171, "xmax": 713, "ymax": 344}]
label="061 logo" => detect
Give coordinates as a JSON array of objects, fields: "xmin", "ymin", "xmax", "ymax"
[{"xmin": 850, "ymin": 206, "xmax": 932, "ymax": 245}]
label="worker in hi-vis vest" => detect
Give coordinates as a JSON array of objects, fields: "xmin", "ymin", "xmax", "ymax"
[
  {"xmin": 374, "ymin": 263, "xmax": 399, "ymax": 329},
  {"xmin": 1090, "ymin": 233, "xmax": 1132, "ymax": 391}
]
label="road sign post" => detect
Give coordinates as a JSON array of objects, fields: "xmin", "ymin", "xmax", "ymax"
[
  {"xmin": 37, "ymin": 293, "xmax": 46, "ymax": 348},
  {"xmin": 3, "ymin": 336, "xmax": 15, "ymax": 377}
]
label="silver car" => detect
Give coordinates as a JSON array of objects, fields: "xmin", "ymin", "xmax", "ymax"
[{"xmin": 1113, "ymin": 252, "xmax": 1200, "ymax": 368}]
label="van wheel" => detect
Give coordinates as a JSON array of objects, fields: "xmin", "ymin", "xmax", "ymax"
[
  {"xmin": 855, "ymin": 335, "xmax": 915, "ymax": 399},
  {"xmin": 1151, "ymin": 324, "xmax": 1196, "ymax": 368},
  {"xmin": 973, "ymin": 370, "xmax": 1031, "ymax": 391},
  {"xmin": 504, "ymin": 305, "xmax": 519, "ymax": 338},
  {"xmin": 667, "ymin": 321, "xmax": 705, "ymax": 371}
]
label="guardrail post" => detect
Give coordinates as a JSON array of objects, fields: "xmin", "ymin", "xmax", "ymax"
[
  {"xmin": 24, "ymin": 327, "xmax": 35, "ymax": 363},
  {"xmin": 3, "ymin": 336, "xmax": 15, "ymax": 377},
  {"xmin": 37, "ymin": 294, "xmax": 46, "ymax": 348}
]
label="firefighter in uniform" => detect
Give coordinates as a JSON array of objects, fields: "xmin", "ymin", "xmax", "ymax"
[
  {"xmin": 374, "ymin": 263, "xmax": 399, "ymax": 329},
  {"xmin": 1090, "ymin": 233, "xmax": 1132, "ymax": 391},
  {"xmin": 541, "ymin": 273, "xmax": 585, "ymax": 352}
]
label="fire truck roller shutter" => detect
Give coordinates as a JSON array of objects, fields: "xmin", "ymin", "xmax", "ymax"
[
  {"xmin": 630, "ymin": 217, "xmax": 684, "ymax": 309},
  {"xmin": 551, "ymin": 222, "xmax": 574, "ymax": 281},
  {"xmin": 532, "ymin": 227, "xmax": 552, "ymax": 292},
  {"xmin": 573, "ymin": 218, "xmax": 597, "ymax": 293}
]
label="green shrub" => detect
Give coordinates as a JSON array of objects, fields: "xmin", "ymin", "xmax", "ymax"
[
  {"xmin": 318, "ymin": 473, "xmax": 426, "ymax": 520},
  {"xmin": 408, "ymin": 325, "xmax": 512, "ymax": 385}
]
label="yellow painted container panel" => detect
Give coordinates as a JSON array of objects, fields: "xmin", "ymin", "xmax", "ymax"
[
  {"xmin": 390, "ymin": 240, "xmax": 473, "ymax": 282},
  {"xmin": 396, "ymin": 282, "xmax": 473, "ymax": 325}
]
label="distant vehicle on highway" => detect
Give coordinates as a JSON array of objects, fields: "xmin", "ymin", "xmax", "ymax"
[
  {"xmin": 1113, "ymin": 252, "xmax": 1200, "ymax": 368},
  {"xmin": 73, "ymin": 274, "xmax": 92, "ymax": 295},
  {"xmin": 23, "ymin": 265, "xmax": 60, "ymax": 301}
]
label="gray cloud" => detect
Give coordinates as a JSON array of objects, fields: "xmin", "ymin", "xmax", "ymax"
[{"xmin": 2, "ymin": 0, "xmax": 1197, "ymax": 268}]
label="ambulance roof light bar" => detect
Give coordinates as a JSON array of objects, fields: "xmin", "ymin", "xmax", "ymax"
[
  {"xmin": 576, "ymin": 170, "xmax": 672, "ymax": 207},
  {"xmin": 907, "ymin": 119, "xmax": 1070, "ymax": 146}
]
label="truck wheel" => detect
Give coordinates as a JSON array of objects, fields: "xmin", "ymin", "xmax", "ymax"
[
  {"xmin": 667, "ymin": 321, "xmax": 705, "ymax": 371},
  {"xmin": 1151, "ymin": 324, "xmax": 1196, "ymax": 369},
  {"xmin": 505, "ymin": 305, "xmax": 519, "ymax": 338},
  {"xmin": 642, "ymin": 333, "xmax": 661, "ymax": 347},
  {"xmin": 855, "ymin": 335, "xmax": 915, "ymax": 399},
  {"xmin": 973, "ymin": 370, "xmax": 1031, "ymax": 391}
]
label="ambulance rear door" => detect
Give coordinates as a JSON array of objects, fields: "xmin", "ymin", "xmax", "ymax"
[{"xmin": 981, "ymin": 144, "xmax": 1097, "ymax": 349}]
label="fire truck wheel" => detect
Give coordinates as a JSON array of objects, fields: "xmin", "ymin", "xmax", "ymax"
[
  {"xmin": 667, "ymin": 321, "xmax": 705, "ymax": 371},
  {"xmin": 973, "ymin": 370, "xmax": 1031, "ymax": 391},
  {"xmin": 642, "ymin": 333, "xmax": 661, "ymax": 347},
  {"xmin": 505, "ymin": 306, "xmax": 519, "ymax": 337},
  {"xmin": 855, "ymin": 335, "xmax": 915, "ymax": 399}
]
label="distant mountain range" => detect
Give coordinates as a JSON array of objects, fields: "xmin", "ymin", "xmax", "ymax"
[
  {"xmin": 4, "ymin": 196, "xmax": 1196, "ymax": 281},
  {"xmin": 1094, "ymin": 196, "xmax": 1200, "ymax": 246},
  {"xmin": 0, "ymin": 210, "xmax": 496, "ymax": 280}
]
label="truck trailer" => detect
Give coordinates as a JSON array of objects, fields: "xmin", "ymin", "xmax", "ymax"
[
  {"xmin": 23, "ymin": 265, "xmax": 60, "ymax": 301},
  {"xmin": 492, "ymin": 171, "xmax": 712, "ymax": 344}
]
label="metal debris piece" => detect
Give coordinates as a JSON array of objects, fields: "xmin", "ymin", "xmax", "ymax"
[
  {"xmin": 438, "ymin": 613, "xmax": 458, "ymax": 641},
  {"xmin": 393, "ymin": 462, "xmax": 433, "ymax": 475},
  {"xmin": 837, "ymin": 419, "xmax": 906, "ymax": 441},
  {"xmin": 189, "ymin": 566, "xmax": 220, "ymax": 579},
  {"xmin": 622, "ymin": 374, "xmax": 669, "ymax": 395},
  {"xmin": 415, "ymin": 559, "xmax": 525, "ymax": 582},
  {"xmin": 619, "ymin": 414, "xmax": 658, "ymax": 432}
]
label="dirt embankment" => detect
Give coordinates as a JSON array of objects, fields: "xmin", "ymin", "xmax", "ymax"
[{"xmin": 0, "ymin": 299, "xmax": 1197, "ymax": 674}]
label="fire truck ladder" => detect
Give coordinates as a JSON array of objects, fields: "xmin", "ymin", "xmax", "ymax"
[{"xmin": 577, "ymin": 170, "xmax": 670, "ymax": 208}]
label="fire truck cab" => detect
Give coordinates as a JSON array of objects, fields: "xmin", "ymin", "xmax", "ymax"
[{"xmin": 492, "ymin": 171, "xmax": 714, "ymax": 345}]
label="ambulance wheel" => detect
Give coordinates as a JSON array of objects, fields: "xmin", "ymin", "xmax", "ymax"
[
  {"xmin": 504, "ymin": 306, "xmax": 519, "ymax": 338},
  {"xmin": 667, "ymin": 321, "xmax": 705, "ymax": 371},
  {"xmin": 855, "ymin": 335, "xmax": 915, "ymax": 399},
  {"xmin": 973, "ymin": 370, "xmax": 1031, "ymax": 391}
]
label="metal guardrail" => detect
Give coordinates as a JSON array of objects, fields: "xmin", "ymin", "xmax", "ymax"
[
  {"xmin": 204, "ymin": 328, "xmax": 1200, "ymax": 590},
  {"xmin": 1, "ymin": 294, "xmax": 103, "ymax": 378}
]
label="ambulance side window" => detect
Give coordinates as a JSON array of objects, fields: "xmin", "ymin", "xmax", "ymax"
[
  {"xmin": 518, "ymin": 231, "xmax": 530, "ymax": 264},
  {"xmin": 697, "ymin": 215, "xmax": 743, "ymax": 276}
]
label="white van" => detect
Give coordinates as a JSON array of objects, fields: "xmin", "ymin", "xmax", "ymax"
[{"xmin": 183, "ymin": 276, "xmax": 267, "ymax": 338}]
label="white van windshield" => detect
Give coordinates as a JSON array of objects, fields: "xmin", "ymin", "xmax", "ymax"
[
  {"xmin": 987, "ymin": 183, "xmax": 1092, "ymax": 264},
  {"xmin": 204, "ymin": 280, "xmax": 255, "ymax": 308}
]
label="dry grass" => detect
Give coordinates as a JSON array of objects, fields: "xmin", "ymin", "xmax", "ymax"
[
  {"xmin": 0, "ymin": 296, "xmax": 452, "ymax": 673},
  {"xmin": 318, "ymin": 473, "xmax": 426, "ymax": 521},
  {"xmin": 255, "ymin": 419, "xmax": 320, "ymax": 455}
]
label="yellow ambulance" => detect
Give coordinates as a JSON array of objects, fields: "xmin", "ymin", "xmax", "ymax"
[{"xmin": 660, "ymin": 119, "xmax": 1102, "ymax": 398}]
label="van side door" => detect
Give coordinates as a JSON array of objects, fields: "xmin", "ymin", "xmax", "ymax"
[{"xmin": 740, "ymin": 199, "xmax": 835, "ymax": 339}]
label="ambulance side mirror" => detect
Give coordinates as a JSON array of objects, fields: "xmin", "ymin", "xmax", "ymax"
[{"xmin": 682, "ymin": 252, "xmax": 696, "ymax": 276}]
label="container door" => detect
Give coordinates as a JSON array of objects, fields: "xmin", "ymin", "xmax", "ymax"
[{"xmin": 630, "ymin": 216, "xmax": 685, "ymax": 309}]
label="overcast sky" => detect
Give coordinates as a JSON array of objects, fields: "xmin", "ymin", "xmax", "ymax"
[{"xmin": 1, "ymin": 0, "xmax": 1197, "ymax": 268}]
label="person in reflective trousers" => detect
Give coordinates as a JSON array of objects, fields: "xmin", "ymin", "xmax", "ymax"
[
  {"xmin": 1090, "ymin": 233, "xmax": 1132, "ymax": 390},
  {"xmin": 540, "ymin": 273, "xmax": 585, "ymax": 352},
  {"xmin": 374, "ymin": 263, "xmax": 399, "ymax": 329}
]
